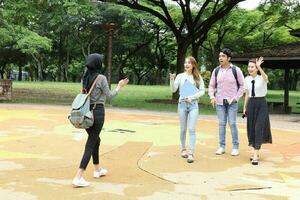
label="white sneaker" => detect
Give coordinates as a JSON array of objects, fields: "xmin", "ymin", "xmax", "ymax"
[
  {"xmin": 215, "ymin": 147, "xmax": 225, "ymax": 155},
  {"xmin": 231, "ymin": 149, "xmax": 239, "ymax": 156},
  {"xmin": 72, "ymin": 177, "xmax": 90, "ymax": 187},
  {"xmin": 187, "ymin": 154, "xmax": 194, "ymax": 163},
  {"xmin": 93, "ymin": 168, "xmax": 108, "ymax": 178},
  {"xmin": 181, "ymin": 149, "xmax": 188, "ymax": 158}
]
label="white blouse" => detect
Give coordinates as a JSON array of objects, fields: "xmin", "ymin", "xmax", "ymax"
[
  {"xmin": 244, "ymin": 75, "xmax": 268, "ymax": 97},
  {"xmin": 170, "ymin": 72, "xmax": 205, "ymax": 101}
]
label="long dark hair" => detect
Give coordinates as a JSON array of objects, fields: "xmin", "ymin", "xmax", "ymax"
[{"xmin": 82, "ymin": 53, "xmax": 104, "ymax": 93}]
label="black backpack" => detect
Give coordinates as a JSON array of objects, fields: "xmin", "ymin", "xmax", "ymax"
[{"xmin": 214, "ymin": 66, "xmax": 240, "ymax": 90}]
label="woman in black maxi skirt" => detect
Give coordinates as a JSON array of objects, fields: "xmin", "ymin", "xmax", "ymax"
[{"xmin": 243, "ymin": 57, "xmax": 272, "ymax": 165}]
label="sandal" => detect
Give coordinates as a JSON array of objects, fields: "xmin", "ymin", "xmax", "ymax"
[{"xmin": 181, "ymin": 149, "xmax": 188, "ymax": 158}]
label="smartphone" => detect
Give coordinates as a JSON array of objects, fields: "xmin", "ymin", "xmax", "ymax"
[{"xmin": 242, "ymin": 111, "xmax": 247, "ymax": 118}]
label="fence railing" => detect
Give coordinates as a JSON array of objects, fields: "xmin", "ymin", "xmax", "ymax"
[{"xmin": 0, "ymin": 80, "xmax": 12, "ymax": 100}]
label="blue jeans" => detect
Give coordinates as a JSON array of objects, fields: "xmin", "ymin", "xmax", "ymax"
[
  {"xmin": 178, "ymin": 100, "xmax": 199, "ymax": 154},
  {"xmin": 216, "ymin": 102, "xmax": 239, "ymax": 149}
]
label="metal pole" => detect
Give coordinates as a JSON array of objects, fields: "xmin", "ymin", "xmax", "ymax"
[
  {"xmin": 107, "ymin": 24, "xmax": 114, "ymax": 89},
  {"xmin": 284, "ymin": 67, "xmax": 290, "ymax": 113},
  {"xmin": 104, "ymin": 23, "xmax": 115, "ymax": 105}
]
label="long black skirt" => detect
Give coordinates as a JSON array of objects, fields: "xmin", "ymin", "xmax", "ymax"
[{"xmin": 247, "ymin": 97, "xmax": 272, "ymax": 150}]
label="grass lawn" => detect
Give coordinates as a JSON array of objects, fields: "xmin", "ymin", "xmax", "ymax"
[{"xmin": 2, "ymin": 81, "xmax": 300, "ymax": 114}]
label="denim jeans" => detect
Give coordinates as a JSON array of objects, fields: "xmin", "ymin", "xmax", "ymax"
[
  {"xmin": 178, "ymin": 100, "xmax": 199, "ymax": 154},
  {"xmin": 216, "ymin": 102, "xmax": 239, "ymax": 149}
]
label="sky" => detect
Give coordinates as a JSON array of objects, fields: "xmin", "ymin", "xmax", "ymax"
[{"xmin": 238, "ymin": 0, "xmax": 261, "ymax": 10}]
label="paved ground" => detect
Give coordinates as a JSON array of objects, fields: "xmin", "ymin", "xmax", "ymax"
[{"xmin": 0, "ymin": 104, "xmax": 299, "ymax": 200}]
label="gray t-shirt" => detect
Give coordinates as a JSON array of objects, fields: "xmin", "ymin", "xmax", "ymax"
[{"xmin": 89, "ymin": 75, "xmax": 118, "ymax": 105}]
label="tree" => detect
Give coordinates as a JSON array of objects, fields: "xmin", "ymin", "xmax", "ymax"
[
  {"xmin": 200, "ymin": 0, "xmax": 299, "ymax": 72},
  {"xmin": 200, "ymin": 8, "xmax": 269, "ymax": 70},
  {"xmin": 97, "ymin": 0, "xmax": 245, "ymax": 75},
  {"xmin": 16, "ymin": 29, "xmax": 52, "ymax": 81},
  {"xmin": 93, "ymin": 4, "xmax": 171, "ymax": 84},
  {"xmin": 37, "ymin": 0, "xmax": 98, "ymax": 81}
]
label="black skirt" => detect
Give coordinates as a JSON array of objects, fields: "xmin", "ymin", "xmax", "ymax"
[{"xmin": 247, "ymin": 97, "xmax": 272, "ymax": 150}]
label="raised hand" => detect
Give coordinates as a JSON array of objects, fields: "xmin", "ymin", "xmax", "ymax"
[
  {"xmin": 118, "ymin": 78, "xmax": 129, "ymax": 87},
  {"xmin": 256, "ymin": 56, "xmax": 268, "ymax": 81},
  {"xmin": 256, "ymin": 57, "xmax": 264, "ymax": 68},
  {"xmin": 169, "ymin": 73, "xmax": 176, "ymax": 81}
]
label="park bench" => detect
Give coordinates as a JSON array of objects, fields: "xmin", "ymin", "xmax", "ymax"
[
  {"xmin": 267, "ymin": 101, "xmax": 291, "ymax": 114},
  {"xmin": 291, "ymin": 102, "xmax": 300, "ymax": 113}
]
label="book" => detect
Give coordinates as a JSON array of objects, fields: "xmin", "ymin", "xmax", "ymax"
[{"xmin": 180, "ymin": 79, "xmax": 199, "ymax": 98}]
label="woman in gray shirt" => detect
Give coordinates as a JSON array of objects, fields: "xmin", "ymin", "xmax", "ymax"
[{"xmin": 72, "ymin": 53, "xmax": 128, "ymax": 187}]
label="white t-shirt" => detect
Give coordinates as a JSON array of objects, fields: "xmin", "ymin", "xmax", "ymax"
[
  {"xmin": 170, "ymin": 72, "xmax": 205, "ymax": 101},
  {"xmin": 244, "ymin": 75, "xmax": 268, "ymax": 97}
]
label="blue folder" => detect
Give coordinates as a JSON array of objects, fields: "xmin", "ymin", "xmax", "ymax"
[{"xmin": 180, "ymin": 79, "xmax": 200, "ymax": 98}]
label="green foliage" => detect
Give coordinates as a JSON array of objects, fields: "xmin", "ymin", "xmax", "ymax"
[
  {"xmin": 8, "ymin": 81, "xmax": 300, "ymax": 113},
  {"xmin": 201, "ymin": 0, "xmax": 300, "ymax": 90},
  {"xmin": 68, "ymin": 60, "xmax": 85, "ymax": 81},
  {"xmin": 0, "ymin": 0, "xmax": 298, "ymax": 88},
  {"xmin": 0, "ymin": 29, "xmax": 13, "ymax": 47},
  {"xmin": 201, "ymin": 70, "xmax": 212, "ymax": 88},
  {"xmin": 16, "ymin": 28, "xmax": 52, "ymax": 54}
]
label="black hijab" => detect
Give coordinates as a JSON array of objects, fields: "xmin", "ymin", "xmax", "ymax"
[{"xmin": 82, "ymin": 53, "xmax": 104, "ymax": 92}]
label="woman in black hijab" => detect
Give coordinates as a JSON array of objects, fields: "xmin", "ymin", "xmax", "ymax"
[
  {"xmin": 73, "ymin": 53, "xmax": 129, "ymax": 187},
  {"xmin": 82, "ymin": 53, "xmax": 104, "ymax": 92}
]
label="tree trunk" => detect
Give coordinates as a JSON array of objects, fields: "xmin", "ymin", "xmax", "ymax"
[
  {"xmin": 192, "ymin": 43, "xmax": 199, "ymax": 61},
  {"xmin": 118, "ymin": 64, "xmax": 125, "ymax": 80},
  {"xmin": 58, "ymin": 31, "xmax": 65, "ymax": 81},
  {"xmin": 64, "ymin": 45, "xmax": 70, "ymax": 82},
  {"xmin": 284, "ymin": 68, "xmax": 290, "ymax": 113},
  {"xmin": 156, "ymin": 68, "xmax": 162, "ymax": 85},
  {"xmin": 37, "ymin": 62, "xmax": 43, "ymax": 81},
  {"xmin": 18, "ymin": 65, "xmax": 22, "ymax": 81},
  {"xmin": 290, "ymin": 69, "xmax": 299, "ymax": 90},
  {"xmin": 31, "ymin": 53, "xmax": 43, "ymax": 81},
  {"xmin": 173, "ymin": 41, "xmax": 188, "ymax": 99},
  {"xmin": 34, "ymin": 65, "xmax": 38, "ymax": 81},
  {"xmin": 176, "ymin": 42, "xmax": 188, "ymax": 74}
]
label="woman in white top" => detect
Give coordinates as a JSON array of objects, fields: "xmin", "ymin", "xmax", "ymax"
[
  {"xmin": 243, "ymin": 57, "xmax": 272, "ymax": 165},
  {"xmin": 170, "ymin": 56, "xmax": 205, "ymax": 163}
]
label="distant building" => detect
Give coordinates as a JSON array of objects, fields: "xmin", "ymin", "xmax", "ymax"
[{"xmin": 10, "ymin": 70, "xmax": 29, "ymax": 81}]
